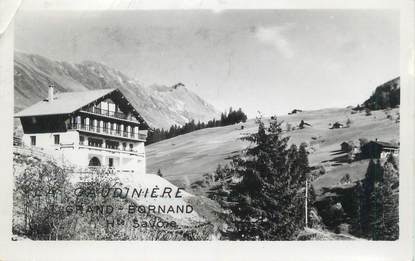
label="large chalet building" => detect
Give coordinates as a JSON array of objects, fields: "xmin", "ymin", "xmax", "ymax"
[{"xmin": 15, "ymin": 86, "xmax": 149, "ymax": 174}]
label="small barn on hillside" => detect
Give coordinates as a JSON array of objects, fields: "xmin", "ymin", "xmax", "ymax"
[
  {"xmin": 330, "ymin": 122, "xmax": 344, "ymax": 129},
  {"xmin": 361, "ymin": 141, "xmax": 399, "ymax": 159},
  {"xmin": 340, "ymin": 141, "xmax": 354, "ymax": 153},
  {"xmin": 289, "ymin": 109, "xmax": 303, "ymax": 115}
]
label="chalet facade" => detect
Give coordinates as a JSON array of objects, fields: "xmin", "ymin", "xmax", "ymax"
[{"xmin": 15, "ymin": 86, "xmax": 149, "ymax": 174}]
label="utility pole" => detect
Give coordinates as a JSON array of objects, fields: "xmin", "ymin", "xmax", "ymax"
[{"xmin": 305, "ymin": 178, "xmax": 308, "ymax": 228}]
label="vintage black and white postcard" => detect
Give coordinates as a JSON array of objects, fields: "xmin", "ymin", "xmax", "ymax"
[{"xmin": 0, "ymin": 0, "xmax": 413, "ymax": 260}]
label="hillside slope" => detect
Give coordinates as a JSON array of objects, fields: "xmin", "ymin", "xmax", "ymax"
[
  {"xmin": 14, "ymin": 52, "xmax": 219, "ymax": 129},
  {"xmin": 146, "ymin": 107, "xmax": 399, "ymax": 191}
]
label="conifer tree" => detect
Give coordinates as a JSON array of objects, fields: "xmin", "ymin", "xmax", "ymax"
[
  {"xmin": 351, "ymin": 181, "xmax": 364, "ymax": 236},
  {"xmin": 209, "ymin": 116, "xmax": 309, "ymax": 240},
  {"xmin": 357, "ymin": 157, "xmax": 399, "ymax": 240},
  {"xmin": 380, "ymin": 160, "xmax": 399, "ymax": 240}
]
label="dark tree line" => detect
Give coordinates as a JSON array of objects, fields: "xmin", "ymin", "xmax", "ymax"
[
  {"xmin": 355, "ymin": 78, "xmax": 400, "ymax": 111},
  {"xmin": 351, "ymin": 155, "xmax": 399, "ymax": 240},
  {"xmin": 206, "ymin": 116, "xmax": 313, "ymax": 240},
  {"xmin": 146, "ymin": 107, "xmax": 248, "ymax": 145}
]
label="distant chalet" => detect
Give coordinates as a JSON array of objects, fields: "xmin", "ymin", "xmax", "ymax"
[
  {"xmin": 288, "ymin": 109, "xmax": 303, "ymax": 115},
  {"xmin": 14, "ymin": 85, "xmax": 149, "ymax": 174},
  {"xmin": 361, "ymin": 140, "xmax": 399, "ymax": 159},
  {"xmin": 340, "ymin": 141, "xmax": 355, "ymax": 153},
  {"xmin": 330, "ymin": 122, "xmax": 344, "ymax": 129}
]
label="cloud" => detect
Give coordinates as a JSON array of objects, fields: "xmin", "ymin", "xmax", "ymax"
[{"xmin": 254, "ymin": 25, "xmax": 294, "ymax": 59}]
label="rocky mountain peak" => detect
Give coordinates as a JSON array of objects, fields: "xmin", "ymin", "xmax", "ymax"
[{"xmin": 14, "ymin": 52, "xmax": 220, "ymax": 129}]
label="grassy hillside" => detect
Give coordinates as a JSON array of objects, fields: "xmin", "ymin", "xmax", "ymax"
[{"xmin": 147, "ymin": 107, "xmax": 399, "ymax": 192}]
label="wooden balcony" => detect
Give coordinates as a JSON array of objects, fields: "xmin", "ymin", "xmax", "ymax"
[
  {"xmin": 68, "ymin": 123, "xmax": 147, "ymax": 141},
  {"xmin": 80, "ymin": 106, "xmax": 139, "ymax": 123},
  {"xmin": 75, "ymin": 166, "xmax": 136, "ymax": 174},
  {"xmin": 78, "ymin": 144, "xmax": 145, "ymax": 156}
]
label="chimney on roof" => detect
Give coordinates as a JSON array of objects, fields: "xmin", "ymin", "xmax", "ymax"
[{"xmin": 48, "ymin": 83, "xmax": 54, "ymax": 102}]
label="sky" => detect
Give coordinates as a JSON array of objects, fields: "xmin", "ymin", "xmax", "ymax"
[{"xmin": 15, "ymin": 9, "xmax": 399, "ymax": 117}]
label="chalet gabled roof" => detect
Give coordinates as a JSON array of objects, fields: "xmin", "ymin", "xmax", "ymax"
[
  {"xmin": 14, "ymin": 88, "xmax": 149, "ymax": 128},
  {"xmin": 15, "ymin": 89, "xmax": 115, "ymax": 117},
  {"xmin": 369, "ymin": 141, "xmax": 399, "ymax": 149}
]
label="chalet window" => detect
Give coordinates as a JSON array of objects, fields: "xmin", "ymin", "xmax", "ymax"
[
  {"xmin": 30, "ymin": 136, "xmax": 36, "ymax": 146},
  {"xmin": 108, "ymin": 103, "xmax": 115, "ymax": 117},
  {"xmin": 80, "ymin": 136, "xmax": 85, "ymax": 145},
  {"xmin": 108, "ymin": 158, "xmax": 114, "ymax": 167},
  {"xmin": 122, "ymin": 142, "xmax": 126, "ymax": 151},
  {"xmin": 101, "ymin": 101, "xmax": 109, "ymax": 115},
  {"xmin": 106, "ymin": 140, "xmax": 119, "ymax": 150},
  {"xmin": 129, "ymin": 143, "xmax": 133, "ymax": 151},
  {"xmin": 88, "ymin": 138, "xmax": 103, "ymax": 148},
  {"xmin": 94, "ymin": 103, "xmax": 101, "ymax": 114},
  {"xmin": 54, "ymin": 134, "xmax": 60, "ymax": 145}
]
